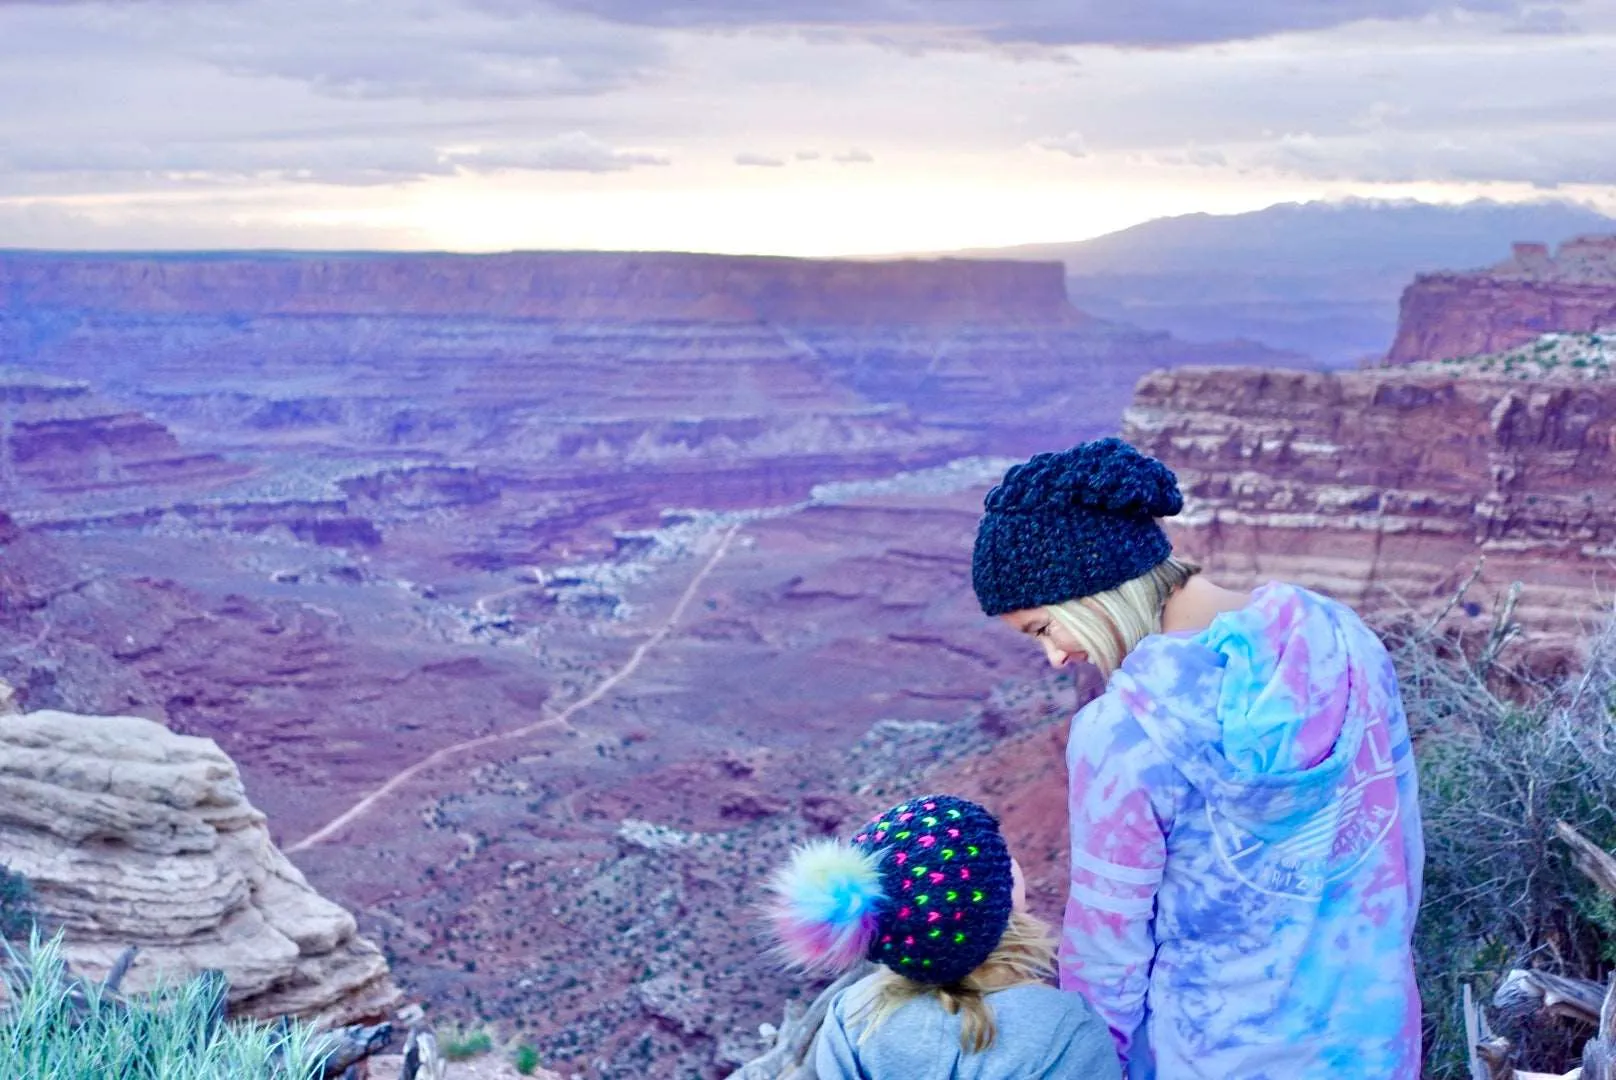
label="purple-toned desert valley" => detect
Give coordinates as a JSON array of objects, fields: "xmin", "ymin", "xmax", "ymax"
[
  {"xmin": 6, "ymin": 231, "xmax": 1616, "ymax": 1077},
  {"xmin": 0, "ymin": 249, "xmax": 1302, "ymax": 1076}
]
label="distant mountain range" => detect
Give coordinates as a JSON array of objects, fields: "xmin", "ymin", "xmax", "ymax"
[{"xmin": 940, "ymin": 198, "xmax": 1616, "ymax": 366}]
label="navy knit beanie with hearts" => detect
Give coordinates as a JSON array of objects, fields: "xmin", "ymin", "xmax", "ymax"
[{"xmin": 972, "ymin": 438, "xmax": 1184, "ymax": 616}]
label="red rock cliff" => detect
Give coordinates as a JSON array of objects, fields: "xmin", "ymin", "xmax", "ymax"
[
  {"xmin": 1123, "ymin": 364, "xmax": 1616, "ymax": 657},
  {"xmin": 0, "ymin": 251, "xmax": 1082, "ymax": 325},
  {"xmin": 1388, "ymin": 235, "xmax": 1616, "ymax": 364}
]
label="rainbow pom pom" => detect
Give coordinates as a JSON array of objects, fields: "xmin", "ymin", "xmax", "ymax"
[{"xmin": 768, "ymin": 840, "xmax": 886, "ymax": 973}]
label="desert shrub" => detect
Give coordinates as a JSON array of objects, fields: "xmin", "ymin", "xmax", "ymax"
[
  {"xmin": 1, "ymin": 930, "xmax": 329, "ymax": 1079},
  {"xmin": 0, "ymin": 865, "xmax": 34, "ymax": 942},
  {"xmin": 513, "ymin": 1041, "xmax": 542, "ymax": 1074},
  {"xmin": 1394, "ymin": 590, "xmax": 1616, "ymax": 1077},
  {"xmin": 441, "ymin": 1025, "xmax": 495, "ymax": 1060}
]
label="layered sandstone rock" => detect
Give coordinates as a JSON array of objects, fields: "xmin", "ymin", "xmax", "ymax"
[
  {"xmin": 1388, "ymin": 235, "xmax": 1616, "ymax": 364},
  {"xmin": 1123, "ymin": 363, "xmax": 1616, "ymax": 658},
  {"xmin": 0, "ymin": 708, "xmax": 402, "ymax": 1027},
  {"xmin": 0, "ymin": 375, "xmax": 245, "ymax": 512}
]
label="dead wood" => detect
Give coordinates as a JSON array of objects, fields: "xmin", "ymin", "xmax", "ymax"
[
  {"xmin": 1580, "ymin": 975, "xmax": 1616, "ymax": 1080},
  {"xmin": 1558, "ymin": 822, "xmax": 1616, "ymax": 900},
  {"xmin": 399, "ymin": 1028, "xmax": 447, "ymax": 1080},
  {"xmin": 1495, "ymin": 969, "xmax": 1608, "ymax": 1027}
]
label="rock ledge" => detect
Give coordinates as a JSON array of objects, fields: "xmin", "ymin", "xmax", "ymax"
[{"xmin": 0, "ymin": 707, "xmax": 402, "ymax": 1027}]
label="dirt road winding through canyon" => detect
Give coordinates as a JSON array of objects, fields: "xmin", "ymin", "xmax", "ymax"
[{"xmin": 286, "ymin": 524, "xmax": 742, "ymax": 853}]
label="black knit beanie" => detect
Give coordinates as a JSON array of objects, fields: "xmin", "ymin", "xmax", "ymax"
[
  {"xmin": 972, "ymin": 438, "xmax": 1183, "ymax": 617},
  {"xmin": 851, "ymin": 794, "xmax": 1014, "ymax": 986}
]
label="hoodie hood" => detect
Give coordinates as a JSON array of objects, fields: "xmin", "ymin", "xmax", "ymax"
[{"xmin": 1111, "ymin": 582, "xmax": 1376, "ymax": 842}]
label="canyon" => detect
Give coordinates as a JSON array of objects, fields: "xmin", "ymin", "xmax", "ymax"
[
  {"xmin": 1127, "ymin": 232, "xmax": 1616, "ymax": 664},
  {"xmin": 956, "ymin": 198, "xmax": 1616, "ymax": 367},
  {"xmin": 6, "ymin": 232, "xmax": 1615, "ymax": 1075},
  {"xmin": 1122, "ymin": 354, "xmax": 1616, "ymax": 665},
  {"xmin": 0, "ymin": 250, "xmax": 1290, "ymax": 1077},
  {"xmin": 0, "ymin": 251, "xmax": 1080, "ymax": 324},
  {"xmin": 1389, "ymin": 235, "xmax": 1616, "ymax": 364}
]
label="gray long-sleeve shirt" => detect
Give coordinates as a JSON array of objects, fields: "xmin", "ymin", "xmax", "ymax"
[{"xmin": 813, "ymin": 974, "xmax": 1123, "ymax": 1080}]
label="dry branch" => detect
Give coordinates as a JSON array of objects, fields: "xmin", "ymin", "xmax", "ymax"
[
  {"xmin": 1558, "ymin": 822, "xmax": 1616, "ymax": 899},
  {"xmin": 399, "ymin": 1028, "xmax": 446, "ymax": 1080},
  {"xmin": 1581, "ymin": 976, "xmax": 1616, "ymax": 1080},
  {"xmin": 1478, "ymin": 1035, "xmax": 1518, "ymax": 1080},
  {"xmin": 1495, "ymin": 970, "xmax": 1608, "ymax": 1027}
]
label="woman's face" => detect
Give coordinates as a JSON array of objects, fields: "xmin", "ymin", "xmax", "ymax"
[
  {"xmin": 1010, "ymin": 857, "xmax": 1028, "ymax": 914},
  {"xmin": 1000, "ymin": 607, "xmax": 1089, "ymax": 670}
]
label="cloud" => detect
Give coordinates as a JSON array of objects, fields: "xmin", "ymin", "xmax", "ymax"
[
  {"xmin": 1033, "ymin": 131, "xmax": 1089, "ymax": 158},
  {"xmin": 1253, "ymin": 127, "xmax": 1616, "ymax": 187},
  {"xmin": 0, "ymin": 196, "xmax": 432, "ymax": 249},
  {"xmin": 1, "ymin": 0, "xmax": 668, "ymax": 105},
  {"xmin": 1505, "ymin": 5, "xmax": 1580, "ymax": 32},
  {"xmin": 0, "ymin": 0, "xmax": 678, "ymax": 195},
  {"xmin": 0, "ymin": 139, "xmax": 460, "ymax": 190},
  {"xmin": 454, "ymin": 133, "xmax": 670, "ymax": 173},
  {"xmin": 1004, "ymin": 15, "xmax": 1616, "ymax": 189},
  {"xmin": 2, "ymin": 0, "xmax": 1614, "ymax": 250},
  {"xmin": 542, "ymin": 0, "xmax": 1576, "ymax": 47},
  {"xmin": 0, "ymin": 131, "xmax": 669, "ymax": 194},
  {"xmin": 734, "ymin": 152, "xmax": 786, "ymax": 167}
]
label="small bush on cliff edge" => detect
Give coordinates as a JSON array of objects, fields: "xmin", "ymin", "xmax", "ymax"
[
  {"xmin": 1393, "ymin": 587, "xmax": 1616, "ymax": 1077},
  {"xmin": 442, "ymin": 1025, "xmax": 495, "ymax": 1060},
  {"xmin": 513, "ymin": 1041, "xmax": 543, "ymax": 1074},
  {"xmin": 1, "ymin": 931, "xmax": 330, "ymax": 1079}
]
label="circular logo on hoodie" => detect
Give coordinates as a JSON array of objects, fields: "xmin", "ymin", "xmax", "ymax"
[{"xmin": 1208, "ymin": 730, "xmax": 1402, "ymax": 900}]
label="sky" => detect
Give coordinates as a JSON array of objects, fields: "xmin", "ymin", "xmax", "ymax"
[{"xmin": 1, "ymin": 0, "xmax": 1614, "ymax": 255}]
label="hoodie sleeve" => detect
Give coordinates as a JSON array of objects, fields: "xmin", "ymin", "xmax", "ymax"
[{"xmin": 1059, "ymin": 691, "xmax": 1178, "ymax": 1066}]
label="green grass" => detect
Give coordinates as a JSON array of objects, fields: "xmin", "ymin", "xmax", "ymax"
[
  {"xmin": 1, "ymin": 931, "xmax": 330, "ymax": 1079},
  {"xmin": 441, "ymin": 1025, "xmax": 495, "ymax": 1060}
]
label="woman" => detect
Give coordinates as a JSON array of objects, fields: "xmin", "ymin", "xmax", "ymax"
[
  {"xmin": 971, "ymin": 438, "xmax": 1423, "ymax": 1079},
  {"xmin": 769, "ymin": 793, "xmax": 1121, "ymax": 1079}
]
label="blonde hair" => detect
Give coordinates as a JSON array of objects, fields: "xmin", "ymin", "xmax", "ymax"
[
  {"xmin": 849, "ymin": 911, "xmax": 1058, "ymax": 1055},
  {"xmin": 1045, "ymin": 556, "xmax": 1200, "ymax": 676}
]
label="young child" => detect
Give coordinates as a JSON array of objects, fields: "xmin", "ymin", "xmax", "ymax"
[{"xmin": 768, "ymin": 794, "xmax": 1121, "ymax": 1080}]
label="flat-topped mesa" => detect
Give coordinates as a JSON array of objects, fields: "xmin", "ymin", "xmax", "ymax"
[
  {"xmin": 1387, "ymin": 234, "xmax": 1616, "ymax": 364},
  {"xmin": 1122, "ymin": 363, "xmax": 1616, "ymax": 661},
  {"xmin": 0, "ymin": 707, "xmax": 404, "ymax": 1027},
  {"xmin": 0, "ymin": 251, "xmax": 1083, "ymax": 325}
]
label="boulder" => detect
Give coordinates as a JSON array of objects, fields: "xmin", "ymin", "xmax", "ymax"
[{"xmin": 0, "ymin": 707, "xmax": 403, "ymax": 1027}]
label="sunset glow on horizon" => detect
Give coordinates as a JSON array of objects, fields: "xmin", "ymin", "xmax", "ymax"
[{"xmin": 2, "ymin": 1, "xmax": 1614, "ymax": 254}]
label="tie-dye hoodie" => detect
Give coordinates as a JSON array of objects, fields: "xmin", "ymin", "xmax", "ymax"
[{"xmin": 1060, "ymin": 582, "xmax": 1423, "ymax": 1079}]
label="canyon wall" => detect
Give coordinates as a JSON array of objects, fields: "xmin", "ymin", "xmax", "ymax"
[
  {"xmin": 1388, "ymin": 235, "xmax": 1616, "ymax": 364},
  {"xmin": 0, "ymin": 375, "xmax": 247, "ymax": 511},
  {"xmin": 0, "ymin": 251, "xmax": 1080, "ymax": 325},
  {"xmin": 1123, "ymin": 363, "xmax": 1616, "ymax": 658}
]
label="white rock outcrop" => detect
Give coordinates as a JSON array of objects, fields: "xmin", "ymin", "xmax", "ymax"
[{"xmin": 0, "ymin": 708, "xmax": 402, "ymax": 1027}]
